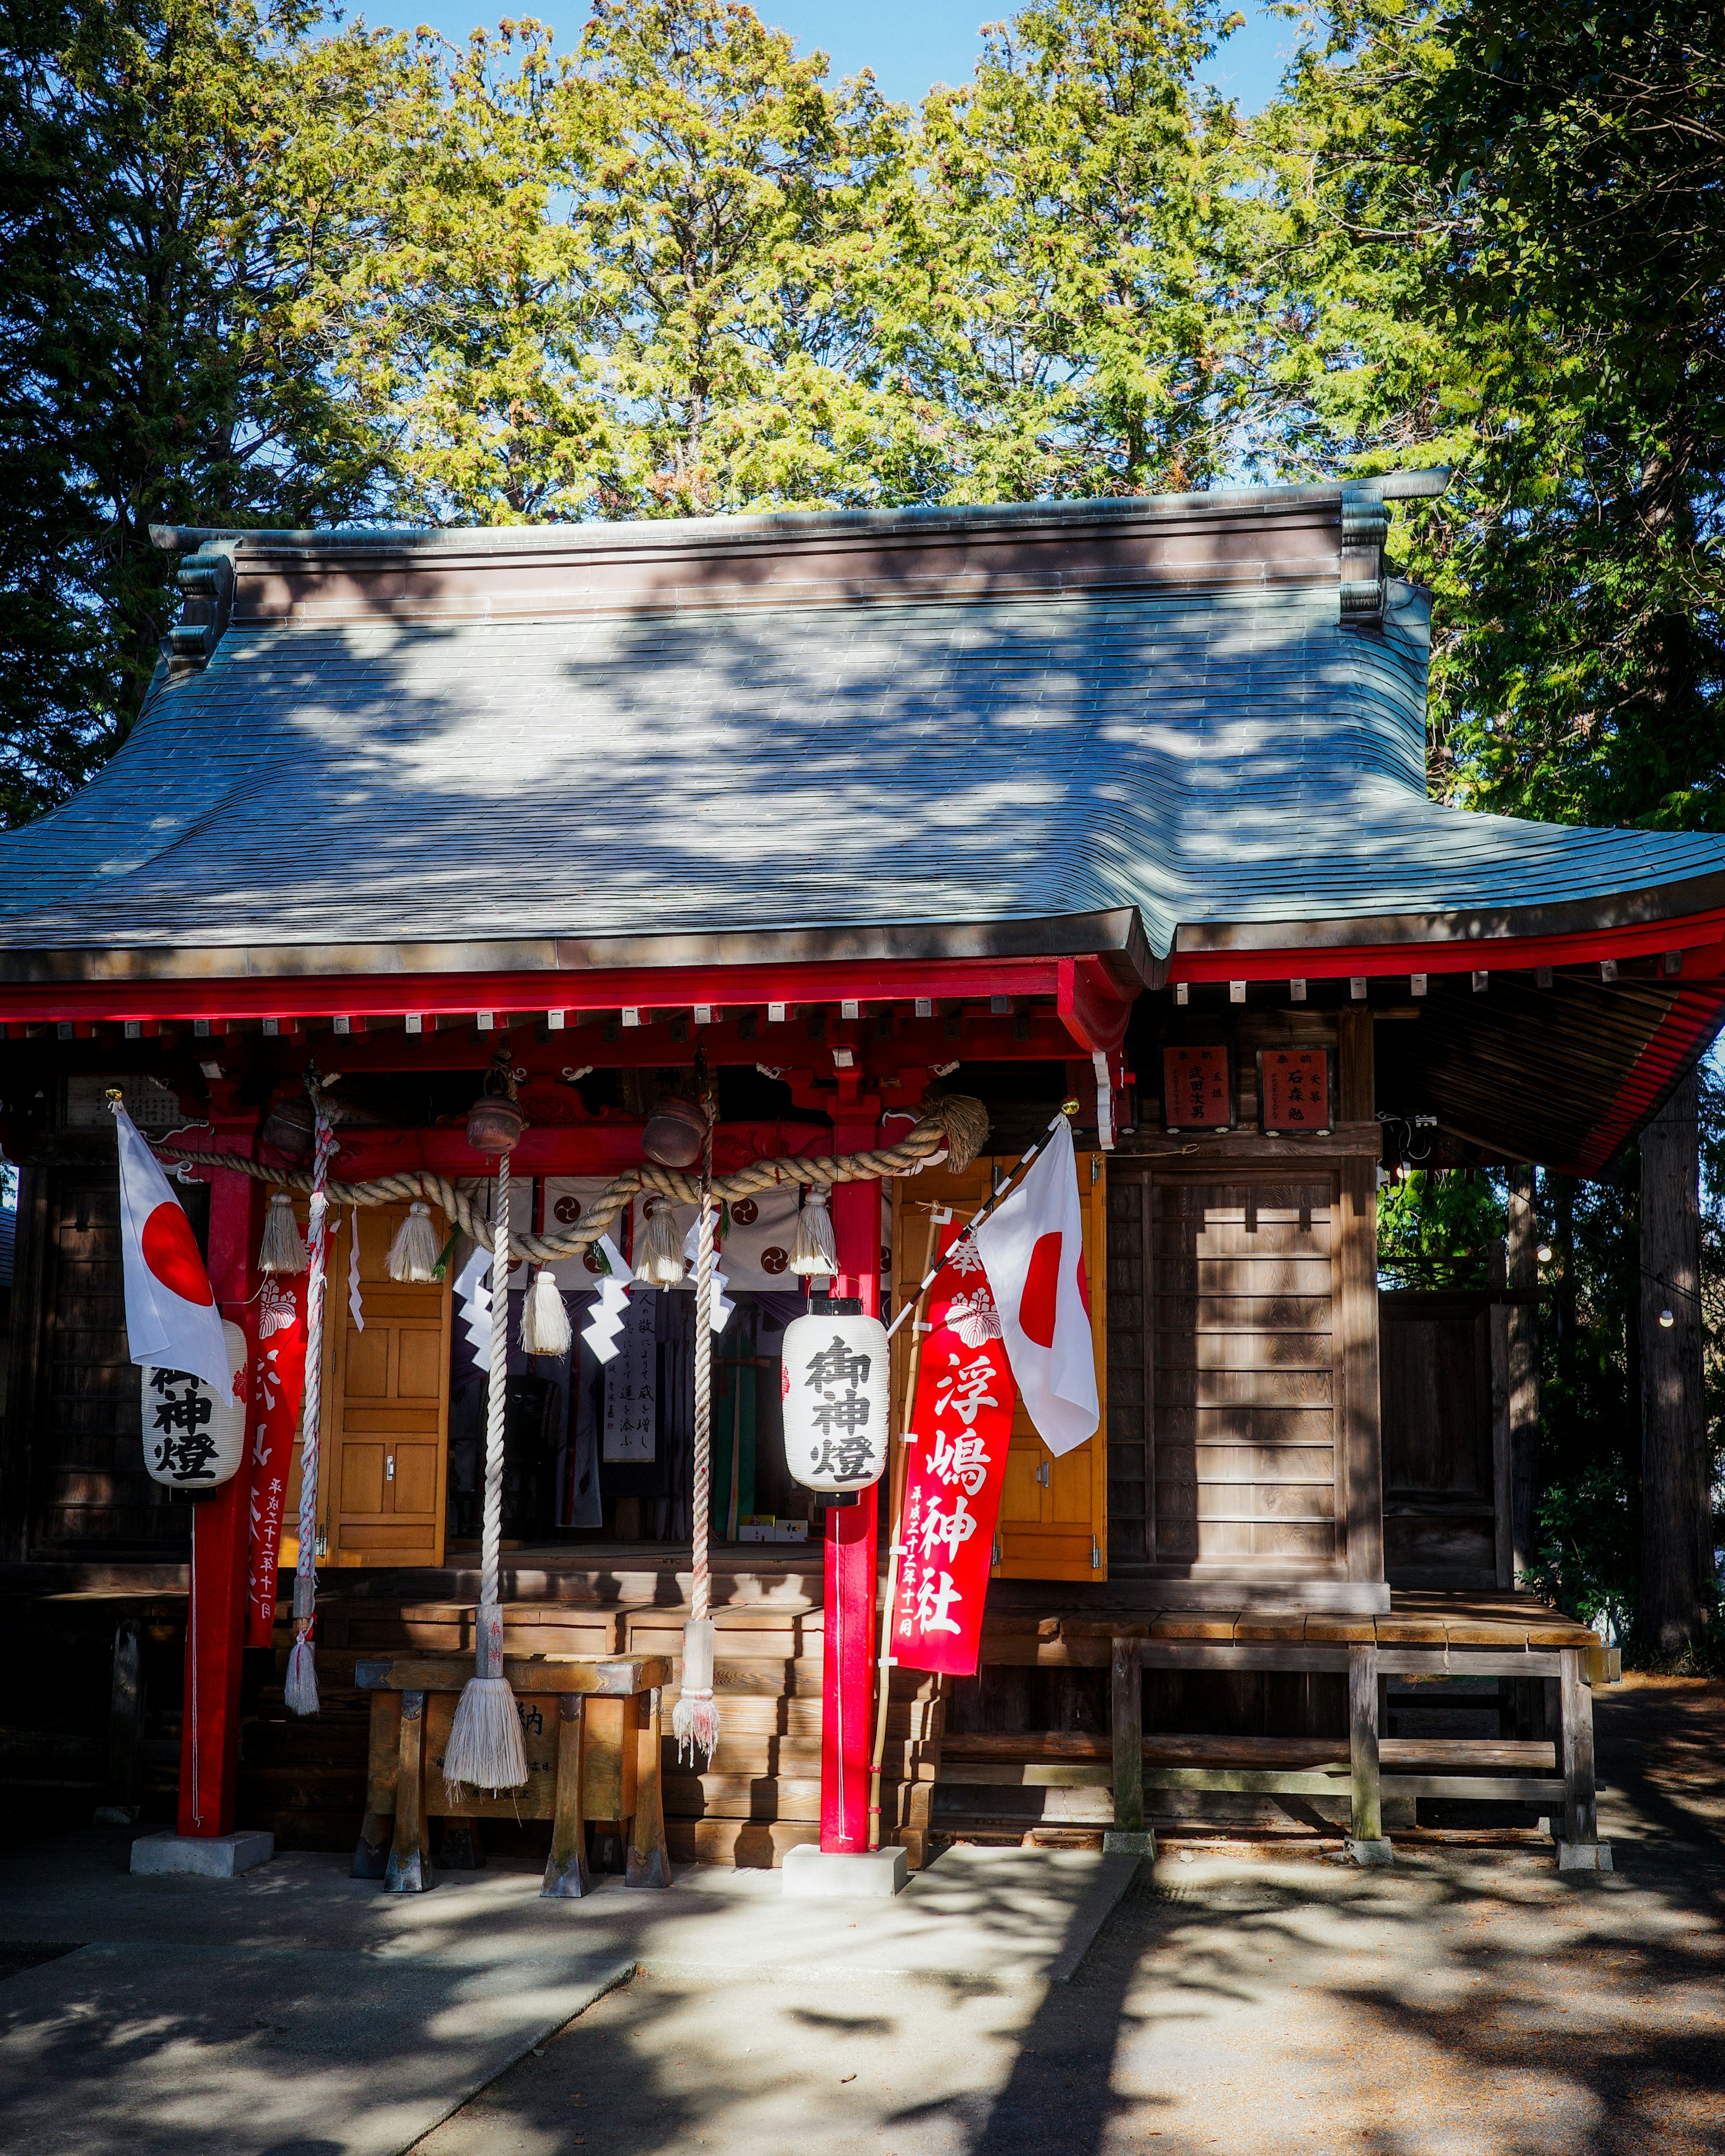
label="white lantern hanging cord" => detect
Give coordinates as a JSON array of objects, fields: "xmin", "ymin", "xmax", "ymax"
[{"xmin": 284, "ymin": 1108, "xmax": 336, "ymax": 1717}]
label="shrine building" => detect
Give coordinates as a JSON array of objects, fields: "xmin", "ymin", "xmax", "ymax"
[{"xmin": 1, "ymin": 473, "xmax": 1719, "ymax": 1871}]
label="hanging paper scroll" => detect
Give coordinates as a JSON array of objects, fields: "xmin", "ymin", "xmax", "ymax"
[
  {"xmin": 893, "ymin": 1237, "xmax": 1017, "ymax": 1676},
  {"xmin": 602, "ymin": 1292, "xmax": 657, "ymax": 1462},
  {"xmin": 245, "ymin": 1273, "xmax": 307, "ymax": 1648}
]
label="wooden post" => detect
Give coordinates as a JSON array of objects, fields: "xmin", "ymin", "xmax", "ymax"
[
  {"xmin": 1507, "ymin": 1167, "xmax": 1541, "ymax": 1582},
  {"xmin": 1559, "ymin": 1648, "xmax": 1598, "ymax": 1845},
  {"xmin": 1348, "ymin": 1643, "xmax": 1387, "ymax": 1853},
  {"xmin": 385, "ymin": 1689, "xmax": 432, "ymax": 1892},
  {"xmin": 626, "ymin": 1685, "xmax": 672, "ymax": 1888},
  {"xmin": 176, "ymin": 1164, "xmax": 266, "ymax": 1838},
  {"xmin": 1638, "ymin": 1070, "xmax": 1712, "ymax": 1656},
  {"xmin": 822, "ymin": 1124, "xmax": 880, "ymax": 1855},
  {"xmin": 1110, "ymin": 1632, "xmax": 1144, "ymax": 1837},
  {"xmin": 352, "ymin": 1691, "xmax": 399, "ymax": 1879},
  {"xmin": 543, "ymin": 1694, "xmax": 591, "ymax": 1898},
  {"xmin": 108, "ymin": 1616, "xmax": 144, "ymax": 1811},
  {"xmin": 1489, "ymin": 1265, "xmax": 1514, "ymax": 1592}
]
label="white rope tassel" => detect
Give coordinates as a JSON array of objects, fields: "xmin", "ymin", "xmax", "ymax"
[
  {"xmin": 258, "ymin": 1189, "xmax": 308, "ymax": 1274},
  {"xmin": 673, "ymin": 1193, "xmax": 721, "ymax": 1766},
  {"xmin": 285, "ymin": 1113, "xmax": 336, "ymax": 1716},
  {"xmin": 635, "ymin": 1194, "xmax": 686, "ymax": 1286},
  {"xmin": 386, "ymin": 1199, "xmax": 440, "ymax": 1283},
  {"xmin": 789, "ymin": 1185, "xmax": 838, "ymax": 1277},
  {"xmin": 521, "ymin": 1264, "xmax": 572, "ymax": 1356},
  {"xmin": 444, "ymin": 1153, "xmax": 527, "ymax": 1797}
]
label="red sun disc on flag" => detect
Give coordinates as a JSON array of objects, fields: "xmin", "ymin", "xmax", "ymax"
[
  {"xmin": 141, "ymin": 1202, "xmax": 214, "ymax": 1305},
  {"xmin": 1019, "ymin": 1231, "xmax": 1063, "ymax": 1347}
]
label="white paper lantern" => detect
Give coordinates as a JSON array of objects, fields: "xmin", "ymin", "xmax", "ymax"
[
  {"xmin": 142, "ymin": 1318, "xmax": 248, "ymax": 1490},
  {"xmin": 780, "ymin": 1311, "xmax": 890, "ymax": 1492}
]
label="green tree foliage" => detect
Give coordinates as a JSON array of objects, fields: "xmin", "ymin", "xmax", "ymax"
[
  {"xmin": 1376, "ymin": 1166, "xmax": 1505, "ymax": 1290},
  {"xmin": 0, "ymin": 0, "xmax": 419, "ymax": 822},
  {"xmin": 885, "ymin": 0, "xmax": 1256, "ymax": 499},
  {"xmin": 1256, "ymin": 3, "xmax": 1725, "ymax": 826}
]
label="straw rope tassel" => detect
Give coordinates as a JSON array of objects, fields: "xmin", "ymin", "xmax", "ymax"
[
  {"xmin": 284, "ymin": 1112, "xmax": 336, "ymax": 1716},
  {"xmin": 868, "ymin": 1207, "xmax": 942, "ymax": 1849},
  {"xmin": 674, "ymin": 1188, "xmax": 721, "ymax": 1766},
  {"xmin": 444, "ymin": 1152, "xmax": 528, "ymax": 1798}
]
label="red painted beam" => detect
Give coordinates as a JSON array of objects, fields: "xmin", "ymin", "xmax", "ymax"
[
  {"xmin": 1171, "ymin": 915, "xmax": 1725, "ymax": 985},
  {"xmin": 1569, "ymin": 983, "xmax": 1725, "ymax": 1175},
  {"xmin": 0, "ymin": 956, "xmax": 1080, "ymax": 1026}
]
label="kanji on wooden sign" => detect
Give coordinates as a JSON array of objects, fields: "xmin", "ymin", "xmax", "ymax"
[
  {"xmin": 1259, "ymin": 1047, "xmax": 1333, "ymax": 1135},
  {"xmin": 1163, "ymin": 1045, "xmax": 1232, "ymax": 1131}
]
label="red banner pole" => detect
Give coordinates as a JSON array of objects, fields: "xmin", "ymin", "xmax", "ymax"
[
  {"xmin": 175, "ymin": 1161, "xmax": 265, "ymax": 1838},
  {"xmin": 821, "ymin": 1122, "xmax": 880, "ymax": 1854}
]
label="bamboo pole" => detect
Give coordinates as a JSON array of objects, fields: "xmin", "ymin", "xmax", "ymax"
[{"xmin": 867, "ymin": 1206, "xmax": 944, "ymax": 1852}]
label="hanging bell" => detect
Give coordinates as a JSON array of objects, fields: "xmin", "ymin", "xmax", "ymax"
[
  {"xmin": 261, "ymin": 1093, "xmax": 314, "ymax": 1160},
  {"xmin": 641, "ymin": 1092, "xmax": 710, "ymax": 1169},
  {"xmin": 466, "ymin": 1094, "xmax": 524, "ymax": 1154}
]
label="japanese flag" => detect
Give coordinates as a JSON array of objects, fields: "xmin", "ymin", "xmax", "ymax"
[
  {"xmin": 114, "ymin": 1104, "xmax": 231, "ymax": 1395},
  {"xmin": 971, "ymin": 1115, "xmax": 1099, "ymax": 1458}
]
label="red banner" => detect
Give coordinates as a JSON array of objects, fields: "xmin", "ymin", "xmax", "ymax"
[
  {"xmin": 244, "ymin": 1273, "xmax": 307, "ymax": 1648},
  {"xmin": 893, "ymin": 1237, "xmax": 1017, "ymax": 1676}
]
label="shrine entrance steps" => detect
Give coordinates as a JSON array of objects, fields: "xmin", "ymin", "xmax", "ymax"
[{"xmin": 238, "ymin": 1546, "xmax": 943, "ymax": 1870}]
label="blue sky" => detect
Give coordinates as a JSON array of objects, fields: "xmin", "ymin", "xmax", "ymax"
[{"xmin": 384, "ymin": 2, "xmax": 1305, "ymax": 113}]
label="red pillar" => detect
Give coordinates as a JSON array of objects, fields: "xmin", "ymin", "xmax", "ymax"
[
  {"xmin": 822, "ymin": 1120, "xmax": 880, "ymax": 1853},
  {"xmin": 176, "ymin": 1164, "xmax": 266, "ymax": 1837}
]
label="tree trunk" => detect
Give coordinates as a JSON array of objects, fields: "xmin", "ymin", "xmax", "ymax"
[
  {"xmin": 1507, "ymin": 1166, "xmax": 1540, "ymax": 1584},
  {"xmin": 1637, "ymin": 1069, "xmax": 1712, "ymax": 1657}
]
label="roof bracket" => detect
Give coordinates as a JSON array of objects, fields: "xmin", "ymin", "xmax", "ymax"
[
  {"xmin": 1339, "ymin": 486, "xmax": 1392, "ymax": 626},
  {"xmin": 166, "ymin": 543, "xmax": 238, "ymax": 682}
]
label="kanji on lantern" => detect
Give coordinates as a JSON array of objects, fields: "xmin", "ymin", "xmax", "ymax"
[{"xmin": 781, "ymin": 1311, "xmax": 890, "ymax": 1491}]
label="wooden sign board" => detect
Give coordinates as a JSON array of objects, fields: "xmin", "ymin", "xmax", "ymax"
[
  {"xmin": 1163, "ymin": 1045, "xmax": 1232, "ymax": 1131},
  {"xmin": 1258, "ymin": 1047, "xmax": 1333, "ymax": 1135}
]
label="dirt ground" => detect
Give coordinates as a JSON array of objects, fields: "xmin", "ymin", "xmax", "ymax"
[{"xmin": 410, "ymin": 1678, "xmax": 1725, "ymax": 2156}]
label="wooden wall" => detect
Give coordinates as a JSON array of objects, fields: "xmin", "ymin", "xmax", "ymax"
[
  {"xmin": 1, "ymin": 1163, "xmax": 201, "ymax": 1558},
  {"xmin": 1379, "ymin": 1290, "xmax": 1505, "ymax": 1590}
]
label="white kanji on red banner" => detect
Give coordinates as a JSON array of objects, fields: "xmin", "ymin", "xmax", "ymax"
[{"xmin": 894, "ymin": 1231, "xmax": 1018, "ymax": 1678}]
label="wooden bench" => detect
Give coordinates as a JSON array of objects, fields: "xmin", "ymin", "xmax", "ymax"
[
  {"xmin": 353, "ymin": 1652, "xmax": 672, "ymax": 1896},
  {"xmin": 976, "ymin": 1604, "xmax": 1609, "ymax": 1865}
]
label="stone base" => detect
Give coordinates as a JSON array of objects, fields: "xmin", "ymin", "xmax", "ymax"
[
  {"xmin": 130, "ymin": 1830, "xmax": 274, "ymax": 1878},
  {"xmin": 782, "ymin": 1844, "xmax": 908, "ymax": 1899},
  {"xmin": 1346, "ymin": 1837, "xmax": 1395, "ymax": 1868},
  {"xmin": 1557, "ymin": 1840, "xmax": 1614, "ymax": 1873},
  {"xmin": 1103, "ymin": 1829, "xmax": 1158, "ymax": 1859}
]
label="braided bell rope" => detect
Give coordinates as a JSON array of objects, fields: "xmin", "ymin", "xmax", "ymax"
[
  {"xmin": 290, "ymin": 1114, "xmax": 336, "ymax": 1644},
  {"xmin": 150, "ymin": 1095, "xmax": 989, "ymax": 1255},
  {"xmin": 692, "ymin": 1200, "xmax": 715, "ymax": 1628},
  {"xmin": 478, "ymin": 1152, "xmax": 510, "ymax": 1673}
]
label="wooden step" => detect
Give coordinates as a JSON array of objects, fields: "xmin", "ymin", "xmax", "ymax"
[
  {"xmin": 940, "ymin": 1732, "xmax": 1557, "ymax": 1772},
  {"xmin": 667, "ymin": 1817, "xmax": 821, "ymax": 1868}
]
